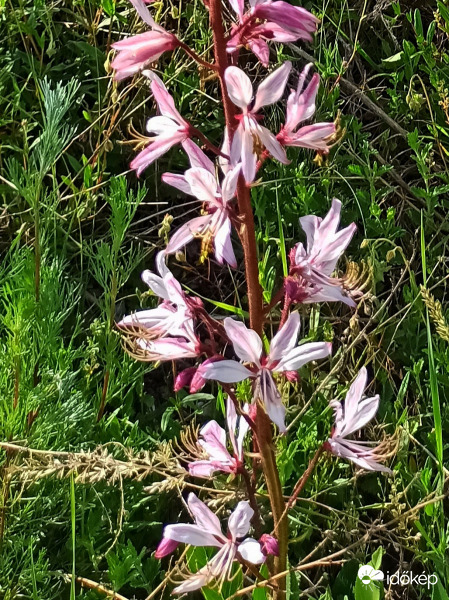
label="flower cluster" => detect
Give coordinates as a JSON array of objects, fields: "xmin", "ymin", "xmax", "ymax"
[{"xmin": 111, "ymin": 0, "xmax": 393, "ymax": 594}]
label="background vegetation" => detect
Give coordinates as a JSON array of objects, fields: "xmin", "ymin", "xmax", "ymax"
[{"xmin": 0, "ymin": 0, "xmax": 448, "ymax": 598}]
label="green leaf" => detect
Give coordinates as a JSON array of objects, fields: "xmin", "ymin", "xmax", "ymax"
[
  {"xmin": 354, "ymin": 548, "xmax": 384, "ymax": 600},
  {"xmin": 433, "ymin": 579, "xmax": 449, "ymax": 600}
]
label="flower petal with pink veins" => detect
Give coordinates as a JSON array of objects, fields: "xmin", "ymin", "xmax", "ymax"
[
  {"xmin": 227, "ymin": 501, "xmax": 253, "ymax": 540},
  {"xmin": 182, "ymin": 139, "xmax": 215, "ymax": 173},
  {"xmin": 228, "ymin": 0, "xmax": 245, "ymax": 17},
  {"xmin": 117, "ymin": 306, "xmax": 173, "ymax": 330},
  {"xmin": 221, "ymin": 164, "xmax": 241, "ymax": 204},
  {"xmin": 161, "ymin": 172, "xmax": 192, "ymax": 195},
  {"xmin": 225, "ymin": 67, "xmax": 254, "ymax": 109},
  {"xmin": 145, "ymin": 71, "xmax": 184, "ymax": 122},
  {"xmin": 224, "ymin": 318, "xmax": 263, "ymax": 365},
  {"xmin": 130, "ymin": 133, "xmax": 184, "ymax": 176},
  {"xmin": 163, "ymin": 524, "xmax": 223, "ymax": 548},
  {"xmin": 241, "ymin": 126, "xmax": 258, "ymax": 183},
  {"xmin": 214, "ymin": 216, "xmax": 237, "ymax": 267},
  {"xmin": 335, "ymin": 368, "xmax": 380, "ymax": 437},
  {"xmin": 199, "ymin": 421, "xmax": 232, "ymax": 463},
  {"xmin": 286, "ymin": 123, "xmax": 336, "ymax": 151},
  {"xmin": 268, "ymin": 311, "xmax": 301, "ymax": 364},
  {"xmin": 253, "ymin": 61, "xmax": 292, "ymax": 112},
  {"xmin": 165, "ymin": 216, "xmax": 212, "ymax": 255},
  {"xmin": 260, "ymin": 369, "xmax": 286, "ymax": 432},
  {"xmin": 248, "ymin": 39, "xmax": 270, "ymax": 67},
  {"xmin": 145, "ymin": 115, "xmax": 180, "ymax": 135},
  {"xmin": 129, "ymin": 0, "xmax": 162, "ymax": 30},
  {"xmin": 172, "ymin": 573, "xmax": 211, "ymax": 594},
  {"xmin": 285, "ymin": 70, "xmax": 319, "ymax": 131},
  {"xmin": 185, "ymin": 168, "xmax": 219, "ymax": 204},
  {"xmin": 188, "ymin": 460, "xmax": 232, "ymax": 477},
  {"xmin": 257, "ymin": 125, "xmax": 289, "ymax": 164},
  {"xmin": 275, "ymin": 341, "xmax": 332, "ymax": 372},
  {"xmin": 200, "ymin": 359, "xmax": 254, "ymax": 383},
  {"xmin": 187, "ymin": 493, "xmax": 226, "ymax": 539},
  {"xmin": 141, "ymin": 271, "xmax": 168, "ymax": 299}
]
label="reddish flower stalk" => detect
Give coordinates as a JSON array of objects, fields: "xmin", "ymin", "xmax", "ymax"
[
  {"xmin": 208, "ymin": 1, "xmax": 288, "ymax": 596},
  {"xmin": 177, "ymin": 39, "xmax": 219, "ymax": 71}
]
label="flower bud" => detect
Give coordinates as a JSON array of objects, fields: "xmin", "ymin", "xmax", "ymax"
[
  {"xmin": 155, "ymin": 537, "xmax": 179, "ymax": 559},
  {"xmin": 174, "ymin": 367, "xmax": 196, "ymax": 392},
  {"xmin": 191, "ymin": 356, "xmax": 224, "ymax": 393},
  {"xmin": 259, "ymin": 534, "xmax": 279, "ymax": 557}
]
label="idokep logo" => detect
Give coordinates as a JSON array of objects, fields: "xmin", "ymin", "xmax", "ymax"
[
  {"xmin": 386, "ymin": 571, "xmax": 438, "ymax": 590},
  {"xmin": 357, "ymin": 565, "xmax": 439, "ymax": 591},
  {"xmin": 357, "ymin": 565, "xmax": 384, "ymax": 587}
]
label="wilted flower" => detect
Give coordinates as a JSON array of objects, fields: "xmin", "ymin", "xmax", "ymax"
[
  {"xmin": 111, "ymin": 0, "xmax": 178, "ymax": 80},
  {"xmin": 286, "ymin": 199, "xmax": 357, "ymax": 306},
  {"xmin": 130, "ymin": 71, "xmax": 193, "ymax": 176},
  {"xmin": 200, "ymin": 312, "xmax": 332, "ymax": 432},
  {"xmin": 225, "ymin": 63, "xmax": 291, "ymax": 182},
  {"xmin": 156, "ymin": 493, "xmax": 265, "ymax": 593},
  {"xmin": 188, "ymin": 397, "xmax": 249, "ymax": 477},
  {"xmin": 162, "ymin": 163, "xmax": 241, "ymax": 267},
  {"xmin": 324, "ymin": 367, "xmax": 392, "ymax": 472},
  {"xmin": 277, "ymin": 63, "xmax": 336, "ymax": 153}
]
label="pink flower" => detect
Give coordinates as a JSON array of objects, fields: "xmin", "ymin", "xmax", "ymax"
[
  {"xmin": 286, "ymin": 199, "xmax": 357, "ymax": 306},
  {"xmin": 225, "ymin": 63, "xmax": 291, "ymax": 183},
  {"xmin": 200, "ymin": 312, "xmax": 332, "ymax": 432},
  {"xmin": 118, "ymin": 252, "xmax": 201, "ymax": 361},
  {"xmin": 130, "ymin": 71, "xmax": 192, "ymax": 176},
  {"xmin": 162, "ymin": 163, "xmax": 241, "ymax": 267},
  {"xmin": 324, "ymin": 368, "xmax": 392, "ymax": 473},
  {"xmin": 111, "ymin": 32, "xmax": 178, "ymax": 80},
  {"xmin": 277, "ymin": 63, "xmax": 335, "ymax": 152},
  {"xmin": 111, "ymin": 0, "xmax": 178, "ymax": 80},
  {"xmin": 118, "ymin": 251, "xmax": 194, "ymax": 339},
  {"xmin": 158, "ymin": 493, "xmax": 265, "ymax": 593},
  {"xmin": 251, "ymin": 0, "xmax": 319, "ymax": 41},
  {"xmin": 226, "ymin": 1, "xmax": 318, "ymax": 67},
  {"xmin": 188, "ymin": 397, "xmax": 249, "ymax": 477}
]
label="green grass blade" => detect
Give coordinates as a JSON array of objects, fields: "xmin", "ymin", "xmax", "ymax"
[
  {"xmin": 70, "ymin": 474, "xmax": 76, "ymax": 600},
  {"xmin": 420, "ymin": 212, "xmax": 443, "ymax": 471}
]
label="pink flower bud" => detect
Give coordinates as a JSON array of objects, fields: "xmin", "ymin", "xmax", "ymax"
[
  {"xmin": 191, "ymin": 356, "xmax": 225, "ymax": 393},
  {"xmin": 259, "ymin": 534, "xmax": 279, "ymax": 557},
  {"xmin": 155, "ymin": 537, "xmax": 179, "ymax": 559},
  {"xmin": 174, "ymin": 367, "xmax": 196, "ymax": 392},
  {"xmin": 283, "ymin": 370, "xmax": 299, "ymax": 383}
]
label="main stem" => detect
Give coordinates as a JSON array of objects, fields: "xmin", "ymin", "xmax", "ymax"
[{"xmin": 208, "ymin": 2, "xmax": 287, "ymax": 597}]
